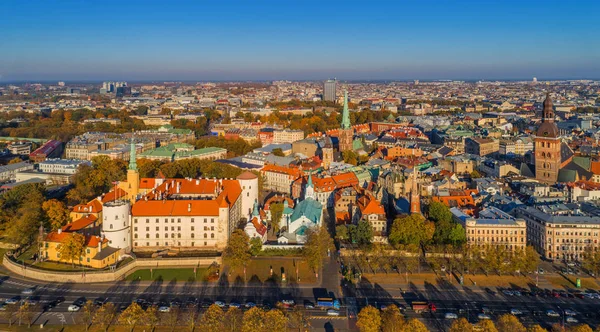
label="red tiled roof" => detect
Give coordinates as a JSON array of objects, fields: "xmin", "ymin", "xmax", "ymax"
[
  {"xmin": 250, "ymin": 217, "xmax": 267, "ymax": 236},
  {"xmin": 102, "ymin": 188, "xmax": 128, "ymax": 203},
  {"xmin": 62, "ymin": 214, "xmax": 97, "ymax": 232},
  {"xmin": 45, "ymin": 231, "xmax": 107, "ymax": 247},
  {"xmin": 73, "ymin": 199, "xmax": 103, "ymax": 214}
]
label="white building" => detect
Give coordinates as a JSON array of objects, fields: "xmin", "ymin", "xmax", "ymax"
[{"xmin": 38, "ymin": 159, "xmax": 91, "ymax": 175}]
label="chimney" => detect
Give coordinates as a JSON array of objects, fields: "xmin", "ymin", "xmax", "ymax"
[
  {"xmin": 188, "ymin": 203, "xmax": 191, "ymax": 212},
  {"xmin": 97, "ymin": 237, "xmax": 102, "ymax": 253},
  {"xmin": 57, "ymin": 228, "xmax": 62, "ymax": 234}
]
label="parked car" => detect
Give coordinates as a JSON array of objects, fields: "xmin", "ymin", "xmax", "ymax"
[
  {"xmin": 565, "ymin": 309, "xmax": 577, "ymax": 316},
  {"xmin": 229, "ymin": 302, "xmax": 241, "ymax": 308},
  {"xmin": 68, "ymin": 305, "xmax": 80, "ymax": 312},
  {"xmin": 546, "ymin": 310, "xmax": 560, "ymax": 317},
  {"xmin": 245, "ymin": 301, "xmax": 256, "ymax": 308},
  {"xmin": 326, "ymin": 309, "xmax": 340, "ymax": 316},
  {"xmin": 5, "ymin": 297, "xmax": 20, "ymax": 305},
  {"xmin": 21, "ymin": 288, "xmax": 35, "ymax": 295},
  {"xmin": 566, "ymin": 317, "xmax": 579, "ymax": 323},
  {"xmin": 158, "ymin": 306, "xmax": 170, "ymax": 313},
  {"xmin": 214, "ymin": 301, "xmax": 226, "ymax": 307},
  {"xmin": 510, "ymin": 309, "xmax": 522, "ymax": 315},
  {"xmin": 445, "ymin": 312, "xmax": 458, "ymax": 319},
  {"xmin": 304, "ymin": 301, "xmax": 315, "ymax": 309},
  {"xmin": 478, "ymin": 314, "xmax": 492, "ymax": 320}
]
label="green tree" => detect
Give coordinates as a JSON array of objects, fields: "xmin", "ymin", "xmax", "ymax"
[
  {"xmin": 269, "ymin": 202, "xmax": 284, "ymax": 235},
  {"xmin": 223, "ymin": 229, "xmax": 251, "ymax": 271},
  {"xmin": 58, "ymin": 232, "xmax": 86, "ymax": 267},
  {"xmin": 428, "ymin": 201, "xmax": 453, "ymax": 223},
  {"xmin": 223, "ymin": 307, "xmax": 243, "ymax": 332},
  {"xmin": 389, "ymin": 214, "xmax": 435, "ymax": 246},
  {"xmin": 356, "ymin": 305, "xmax": 381, "ymax": 332},
  {"xmin": 5, "ymin": 186, "xmax": 45, "ymax": 246},
  {"xmin": 118, "ymin": 302, "xmax": 146, "ymax": 332},
  {"xmin": 582, "ymin": 250, "xmax": 600, "ymax": 276},
  {"xmin": 353, "ymin": 220, "xmax": 374, "ymax": 246},
  {"xmin": 496, "ymin": 314, "xmax": 526, "ymax": 332},
  {"xmin": 42, "ymin": 199, "xmax": 71, "ymax": 231},
  {"xmin": 470, "ymin": 170, "xmax": 482, "ymax": 178},
  {"xmin": 250, "ymin": 237, "xmax": 263, "ymax": 256},
  {"xmin": 335, "ymin": 224, "xmax": 349, "ymax": 241},
  {"xmin": 450, "ymin": 317, "xmax": 473, "ymax": 332},
  {"xmin": 380, "ymin": 304, "xmax": 405, "ymax": 332},
  {"xmin": 198, "ymin": 304, "xmax": 224, "ymax": 330},
  {"xmin": 303, "ymin": 225, "xmax": 334, "ymax": 272},
  {"xmin": 272, "ymin": 148, "xmax": 285, "ymax": 157},
  {"xmin": 93, "ymin": 302, "xmax": 116, "ymax": 332}
]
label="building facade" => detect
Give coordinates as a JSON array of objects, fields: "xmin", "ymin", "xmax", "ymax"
[{"xmin": 535, "ymin": 94, "xmax": 561, "ymax": 183}]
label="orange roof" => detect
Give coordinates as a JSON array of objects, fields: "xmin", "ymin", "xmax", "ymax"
[
  {"xmin": 102, "ymin": 188, "xmax": 128, "ymax": 203},
  {"xmin": 73, "ymin": 199, "xmax": 103, "ymax": 214},
  {"xmin": 332, "ymin": 172, "xmax": 359, "ymax": 188},
  {"xmin": 335, "ymin": 211, "xmax": 350, "ymax": 223},
  {"xmin": 591, "ymin": 161, "xmax": 600, "ymax": 175},
  {"xmin": 139, "ymin": 178, "xmax": 156, "ymax": 189},
  {"xmin": 358, "ymin": 194, "xmax": 385, "ymax": 215},
  {"xmin": 250, "ymin": 217, "xmax": 267, "ymax": 236},
  {"xmin": 261, "ymin": 164, "xmax": 302, "ymax": 178},
  {"xmin": 237, "ymin": 171, "xmax": 258, "ymax": 180},
  {"xmin": 45, "ymin": 231, "xmax": 107, "ymax": 247},
  {"xmin": 62, "ymin": 214, "xmax": 98, "ymax": 232}
]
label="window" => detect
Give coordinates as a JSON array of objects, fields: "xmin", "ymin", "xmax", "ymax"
[
  {"xmin": 110, "ymin": 224, "xmax": 113, "ymax": 229},
  {"xmin": 156, "ymin": 234, "xmax": 159, "ymax": 238},
  {"xmin": 204, "ymin": 234, "xmax": 207, "ymax": 238},
  {"xmin": 191, "ymin": 226, "xmax": 195, "ymax": 231},
  {"xmin": 165, "ymin": 233, "xmax": 169, "ymax": 238},
  {"xmin": 171, "ymin": 226, "xmax": 174, "ymax": 231},
  {"xmin": 135, "ymin": 234, "xmax": 138, "ymax": 239},
  {"xmin": 156, "ymin": 219, "xmax": 159, "ymax": 223},
  {"xmin": 134, "ymin": 218, "xmax": 138, "ymax": 224},
  {"xmin": 211, "ymin": 226, "xmax": 214, "ymax": 231},
  {"xmin": 211, "ymin": 233, "xmax": 215, "ymax": 238},
  {"xmin": 211, "ymin": 218, "xmax": 215, "ymax": 223},
  {"xmin": 191, "ymin": 218, "xmax": 194, "ymax": 223},
  {"xmin": 165, "ymin": 227, "xmax": 168, "ymax": 231},
  {"xmin": 204, "ymin": 218, "xmax": 207, "ymax": 223},
  {"xmin": 156, "ymin": 227, "xmax": 159, "ymax": 231},
  {"xmin": 146, "ymin": 227, "xmax": 149, "ymax": 231},
  {"xmin": 178, "ymin": 218, "xmax": 181, "ymax": 223},
  {"xmin": 191, "ymin": 233, "xmax": 195, "ymax": 238},
  {"xmin": 146, "ymin": 234, "xmax": 150, "ymax": 238},
  {"xmin": 115, "ymin": 215, "xmax": 119, "ymax": 220},
  {"xmin": 191, "ymin": 242, "xmax": 194, "ymax": 247},
  {"xmin": 178, "ymin": 226, "xmax": 181, "ymax": 231},
  {"xmin": 178, "ymin": 233, "xmax": 181, "ymax": 238},
  {"xmin": 146, "ymin": 219, "xmax": 149, "ymax": 223}
]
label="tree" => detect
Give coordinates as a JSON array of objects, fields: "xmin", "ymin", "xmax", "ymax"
[
  {"xmin": 16, "ymin": 302, "xmax": 37, "ymax": 328},
  {"xmin": 403, "ymin": 318, "xmax": 429, "ymax": 332},
  {"xmin": 272, "ymin": 148, "xmax": 285, "ymax": 157},
  {"xmin": 143, "ymin": 306, "xmax": 160, "ymax": 332},
  {"xmin": 470, "ymin": 170, "xmax": 482, "ymax": 179},
  {"xmin": 335, "ymin": 225, "xmax": 349, "ymax": 241},
  {"xmin": 198, "ymin": 304, "xmax": 224, "ymax": 330},
  {"xmin": 0, "ymin": 302, "xmax": 18, "ymax": 327},
  {"xmin": 551, "ymin": 324, "xmax": 566, "ymax": 332},
  {"xmin": 342, "ymin": 150, "xmax": 358, "ymax": 165},
  {"xmin": 5, "ymin": 186, "xmax": 45, "ymax": 246},
  {"xmin": 389, "ymin": 214, "xmax": 435, "ymax": 246},
  {"xmin": 356, "ymin": 305, "xmax": 381, "ymax": 332},
  {"xmin": 477, "ymin": 319, "xmax": 499, "ymax": 332},
  {"xmin": 223, "ymin": 229, "xmax": 251, "ymax": 271},
  {"xmin": 269, "ymin": 202, "xmax": 284, "ymax": 235},
  {"xmin": 496, "ymin": 314, "xmax": 526, "ymax": 332},
  {"xmin": 223, "ymin": 307, "xmax": 243, "ymax": 332},
  {"xmin": 287, "ymin": 306, "xmax": 311, "ymax": 332},
  {"xmin": 242, "ymin": 307, "xmax": 266, "ymax": 332},
  {"xmin": 118, "ymin": 302, "xmax": 146, "ymax": 332},
  {"xmin": 380, "ymin": 304, "xmax": 405, "ymax": 332},
  {"xmin": 448, "ymin": 223, "xmax": 467, "ymax": 245},
  {"xmin": 353, "ymin": 220, "xmax": 374, "ymax": 246},
  {"xmin": 264, "ymin": 309, "xmax": 287, "ymax": 332},
  {"xmin": 58, "ymin": 232, "xmax": 86, "ymax": 267},
  {"xmin": 582, "ymin": 250, "xmax": 600, "ymax": 276},
  {"xmin": 450, "ymin": 318, "xmax": 473, "ymax": 332},
  {"xmin": 162, "ymin": 306, "xmax": 180, "ymax": 331},
  {"xmin": 567, "ymin": 325, "xmax": 593, "ymax": 332},
  {"xmin": 522, "ymin": 245, "xmax": 540, "ymax": 272},
  {"xmin": 8, "ymin": 157, "xmax": 23, "ymax": 164},
  {"xmin": 42, "ymin": 199, "xmax": 71, "ymax": 230},
  {"xmin": 81, "ymin": 300, "xmax": 96, "ymax": 331},
  {"xmin": 428, "ymin": 201, "xmax": 453, "ymax": 224},
  {"xmin": 303, "ymin": 225, "xmax": 334, "ymax": 272},
  {"xmin": 250, "ymin": 237, "xmax": 263, "ymax": 256},
  {"xmin": 93, "ymin": 302, "xmax": 116, "ymax": 332},
  {"xmin": 526, "ymin": 325, "xmax": 547, "ymax": 332}
]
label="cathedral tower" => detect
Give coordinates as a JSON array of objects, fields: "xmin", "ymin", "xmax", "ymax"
[
  {"xmin": 338, "ymin": 90, "xmax": 353, "ymax": 152},
  {"xmin": 535, "ymin": 93, "xmax": 561, "ymax": 183}
]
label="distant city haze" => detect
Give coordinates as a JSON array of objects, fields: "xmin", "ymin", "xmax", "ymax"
[{"xmin": 1, "ymin": 0, "xmax": 599, "ymax": 81}]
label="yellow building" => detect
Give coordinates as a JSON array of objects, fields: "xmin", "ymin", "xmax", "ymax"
[{"xmin": 41, "ymin": 231, "xmax": 119, "ymax": 269}]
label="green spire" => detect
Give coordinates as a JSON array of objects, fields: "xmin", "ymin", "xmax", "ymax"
[
  {"xmin": 129, "ymin": 136, "xmax": 137, "ymax": 171},
  {"xmin": 307, "ymin": 173, "xmax": 314, "ymax": 188},
  {"xmin": 341, "ymin": 90, "xmax": 351, "ymax": 129},
  {"xmin": 252, "ymin": 200, "xmax": 259, "ymax": 217}
]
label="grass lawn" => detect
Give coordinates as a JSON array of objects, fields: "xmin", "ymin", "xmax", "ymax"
[
  {"xmin": 227, "ymin": 258, "xmax": 316, "ymax": 284},
  {"xmin": 546, "ymin": 275, "xmax": 600, "ymax": 290},
  {"xmin": 126, "ymin": 268, "xmax": 209, "ymax": 282},
  {"xmin": 465, "ymin": 274, "xmax": 533, "ymax": 288}
]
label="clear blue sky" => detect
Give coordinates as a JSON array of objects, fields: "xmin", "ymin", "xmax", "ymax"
[{"xmin": 1, "ymin": 0, "xmax": 598, "ymax": 81}]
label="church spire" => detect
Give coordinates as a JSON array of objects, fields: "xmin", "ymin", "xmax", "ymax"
[
  {"xmin": 341, "ymin": 90, "xmax": 351, "ymax": 130},
  {"xmin": 410, "ymin": 167, "xmax": 421, "ymax": 214},
  {"xmin": 128, "ymin": 134, "xmax": 137, "ymax": 171},
  {"xmin": 305, "ymin": 173, "xmax": 315, "ymax": 200}
]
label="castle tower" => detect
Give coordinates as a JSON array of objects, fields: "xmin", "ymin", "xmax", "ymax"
[
  {"xmin": 237, "ymin": 171, "xmax": 259, "ymax": 217},
  {"xmin": 321, "ymin": 137, "xmax": 334, "ymax": 169},
  {"xmin": 126, "ymin": 136, "xmax": 139, "ymax": 204},
  {"xmin": 338, "ymin": 90, "xmax": 353, "ymax": 152},
  {"xmin": 535, "ymin": 93, "xmax": 560, "ymax": 183},
  {"xmin": 410, "ymin": 168, "xmax": 421, "ymax": 214},
  {"xmin": 102, "ymin": 200, "xmax": 131, "ymax": 251}
]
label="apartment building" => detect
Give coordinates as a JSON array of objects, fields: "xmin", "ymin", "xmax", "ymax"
[
  {"xmin": 261, "ymin": 164, "xmax": 302, "ymax": 194},
  {"xmin": 465, "ymin": 137, "xmax": 499, "ymax": 157},
  {"xmin": 452, "ymin": 207, "xmax": 526, "ymax": 250},
  {"xmin": 273, "ymin": 129, "xmax": 304, "ymax": 144}
]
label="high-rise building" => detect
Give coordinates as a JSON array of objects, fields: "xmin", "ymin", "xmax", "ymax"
[
  {"xmin": 323, "ymin": 79, "xmax": 337, "ymax": 102},
  {"xmin": 535, "ymin": 93, "xmax": 560, "ymax": 183},
  {"xmin": 338, "ymin": 90, "xmax": 353, "ymax": 152}
]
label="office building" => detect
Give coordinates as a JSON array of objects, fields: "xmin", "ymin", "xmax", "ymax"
[{"xmin": 323, "ymin": 79, "xmax": 337, "ymax": 102}]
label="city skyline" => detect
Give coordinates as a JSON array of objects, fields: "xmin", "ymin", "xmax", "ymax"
[{"xmin": 1, "ymin": 0, "xmax": 599, "ymax": 81}]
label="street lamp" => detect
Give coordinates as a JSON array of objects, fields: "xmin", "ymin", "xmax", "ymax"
[{"xmin": 557, "ymin": 306, "xmax": 564, "ymax": 328}]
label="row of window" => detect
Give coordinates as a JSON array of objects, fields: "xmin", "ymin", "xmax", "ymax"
[
  {"xmin": 549, "ymin": 231, "xmax": 599, "ymax": 236},
  {"xmin": 134, "ymin": 233, "xmax": 215, "ymax": 239},
  {"xmin": 470, "ymin": 229, "xmax": 524, "ymax": 235},
  {"xmin": 134, "ymin": 241, "xmax": 210, "ymax": 247},
  {"xmin": 134, "ymin": 226, "xmax": 214, "ymax": 232},
  {"xmin": 134, "ymin": 217, "xmax": 215, "ymax": 224},
  {"xmin": 469, "ymin": 237, "xmax": 525, "ymax": 243}
]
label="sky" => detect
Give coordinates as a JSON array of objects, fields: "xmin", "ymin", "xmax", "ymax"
[{"xmin": 1, "ymin": 0, "xmax": 599, "ymax": 82}]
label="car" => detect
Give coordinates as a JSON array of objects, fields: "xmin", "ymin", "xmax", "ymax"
[
  {"xmin": 502, "ymin": 289, "xmax": 514, "ymax": 296},
  {"xmin": 21, "ymin": 288, "xmax": 35, "ymax": 295},
  {"xmin": 214, "ymin": 301, "xmax": 226, "ymax": 307},
  {"xmin": 24, "ymin": 296, "xmax": 39, "ymax": 305},
  {"xmin": 229, "ymin": 302, "xmax": 241, "ymax": 308},
  {"xmin": 303, "ymin": 301, "xmax": 314, "ymax": 309},
  {"xmin": 538, "ymin": 268, "xmax": 545, "ymax": 274},
  {"xmin": 94, "ymin": 298, "xmax": 107, "ymax": 306},
  {"xmin": 477, "ymin": 314, "xmax": 492, "ymax": 320},
  {"xmin": 158, "ymin": 306, "xmax": 170, "ymax": 313},
  {"xmin": 566, "ymin": 317, "xmax": 579, "ymax": 323},
  {"xmin": 327, "ymin": 309, "xmax": 340, "ymax": 316},
  {"xmin": 510, "ymin": 309, "xmax": 522, "ymax": 315},
  {"xmin": 565, "ymin": 309, "xmax": 577, "ymax": 316},
  {"xmin": 73, "ymin": 298, "xmax": 86, "ymax": 307},
  {"xmin": 485, "ymin": 288, "xmax": 496, "ymax": 295},
  {"xmin": 244, "ymin": 301, "xmax": 256, "ymax": 308},
  {"xmin": 547, "ymin": 310, "xmax": 560, "ymax": 317},
  {"xmin": 68, "ymin": 305, "xmax": 81, "ymax": 312},
  {"xmin": 281, "ymin": 299, "xmax": 295, "ymax": 307},
  {"xmin": 5, "ymin": 296, "xmax": 20, "ymax": 305},
  {"xmin": 513, "ymin": 290, "xmax": 522, "ymax": 297},
  {"xmin": 186, "ymin": 297, "xmax": 198, "ymax": 307},
  {"xmin": 445, "ymin": 312, "xmax": 458, "ymax": 319}
]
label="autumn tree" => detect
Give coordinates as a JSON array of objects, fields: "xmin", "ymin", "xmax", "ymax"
[
  {"xmin": 8, "ymin": 157, "xmax": 23, "ymax": 164},
  {"xmin": 272, "ymin": 148, "xmax": 285, "ymax": 157},
  {"xmin": 265, "ymin": 309, "xmax": 287, "ymax": 332},
  {"xmin": 496, "ymin": 314, "xmax": 526, "ymax": 332},
  {"xmin": 567, "ymin": 324, "xmax": 593, "ymax": 332},
  {"xmin": 223, "ymin": 229, "xmax": 251, "ymax": 271},
  {"xmin": 143, "ymin": 306, "xmax": 160, "ymax": 332},
  {"xmin": 335, "ymin": 224, "xmax": 349, "ymax": 241},
  {"xmin": 241, "ymin": 307, "xmax": 266, "ymax": 332},
  {"xmin": 81, "ymin": 300, "xmax": 96, "ymax": 331},
  {"xmin": 356, "ymin": 305, "xmax": 381, "ymax": 332},
  {"xmin": 404, "ymin": 318, "xmax": 429, "ymax": 332},
  {"xmin": 582, "ymin": 250, "xmax": 600, "ymax": 276},
  {"xmin": 450, "ymin": 317, "xmax": 473, "ymax": 332},
  {"xmin": 380, "ymin": 304, "xmax": 405, "ymax": 332},
  {"xmin": 269, "ymin": 202, "xmax": 284, "ymax": 235},
  {"xmin": 16, "ymin": 302, "xmax": 37, "ymax": 328},
  {"xmin": 5, "ymin": 185, "xmax": 45, "ymax": 246},
  {"xmin": 526, "ymin": 325, "xmax": 547, "ymax": 332},
  {"xmin": 1, "ymin": 301, "xmax": 19, "ymax": 327},
  {"xmin": 223, "ymin": 307, "xmax": 243, "ymax": 332},
  {"xmin": 93, "ymin": 302, "xmax": 116, "ymax": 332},
  {"xmin": 477, "ymin": 319, "xmax": 499, "ymax": 332},
  {"xmin": 59, "ymin": 232, "xmax": 86, "ymax": 267},
  {"xmin": 287, "ymin": 306, "xmax": 311, "ymax": 332},
  {"xmin": 118, "ymin": 302, "xmax": 146, "ymax": 332},
  {"xmin": 162, "ymin": 306, "xmax": 180, "ymax": 331},
  {"xmin": 42, "ymin": 199, "xmax": 71, "ymax": 230},
  {"xmin": 198, "ymin": 304, "xmax": 224, "ymax": 330},
  {"xmin": 303, "ymin": 225, "xmax": 334, "ymax": 272}
]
